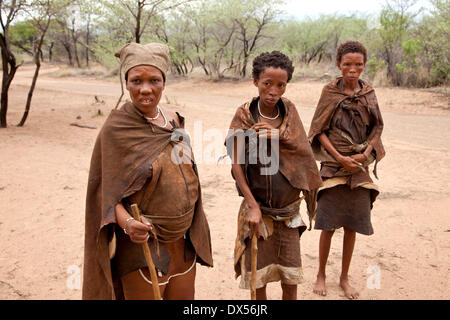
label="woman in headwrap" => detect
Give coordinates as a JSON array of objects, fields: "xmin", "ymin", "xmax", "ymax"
[
  {"xmin": 82, "ymin": 42, "xmax": 213, "ymax": 300},
  {"xmin": 225, "ymin": 51, "xmax": 322, "ymax": 300},
  {"xmin": 308, "ymin": 41, "xmax": 385, "ymax": 299}
]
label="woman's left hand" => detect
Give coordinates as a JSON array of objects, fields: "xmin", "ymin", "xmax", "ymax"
[
  {"xmin": 350, "ymin": 153, "xmax": 367, "ymax": 164},
  {"xmin": 124, "ymin": 216, "xmax": 154, "ymax": 244},
  {"xmin": 252, "ymin": 122, "xmax": 281, "ymax": 140}
]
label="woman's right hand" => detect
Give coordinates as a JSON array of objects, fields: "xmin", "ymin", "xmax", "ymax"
[
  {"xmin": 125, "ymin": 217, "xmax": 153, "ymax": 244},
  {"xmin": 247, "ymin": 204, "xmax": 262, "ymax": 237},
  {"xmin": 338, "ymin": 155, "xmax": 362, "ymax": 173}
]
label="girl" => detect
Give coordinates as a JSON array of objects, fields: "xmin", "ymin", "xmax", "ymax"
[
  {"xmin": 308, "ymin": 41, "xmax": 385, "ymax": 299},
  {"xmin": 226, "ymin": 51, "xmax": 322, "ymax": 300}
]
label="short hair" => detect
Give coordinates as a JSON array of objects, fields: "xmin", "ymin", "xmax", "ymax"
[
  {"xmin": 336, "ymin": 41, "xmax": 368, "ymax": 65},
  {"xmin": 252, "ymin": 51, "xmax": 295, "ymax": 82}
]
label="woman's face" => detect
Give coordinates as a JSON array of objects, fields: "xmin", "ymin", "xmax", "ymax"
[
  {"xmin": 338, "ymin": 52, "xmax": 366, "ymax": 82},
  {"xmin": 126, "ymin": 65, "xmax": 165, "ymax": 114},
  {"xmin": 253, "ymin": 67, "xmax": 288, "ymax": 109}
]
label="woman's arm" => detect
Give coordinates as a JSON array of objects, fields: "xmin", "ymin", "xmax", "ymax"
[
  {"xmin": 231, "ymin": 135, "xmax": 262, "ymax": 236},
  {"xmin": 362, "ymin": 143, "xmax": 374, "ymax": 160},
  {"xmin": 363, "ymin": 92, "xmax": 383, "ymax": 159},
  {"xmin": 350, "ymin": 143, "xmax": 373, "ymax": 164},
  {"xmin": 317, "ymin": 132, "xmax": 361, "ymax": 173},
  {"xmin": 115, "ymin": 202, "xmax": 152, "ymax": 244}
]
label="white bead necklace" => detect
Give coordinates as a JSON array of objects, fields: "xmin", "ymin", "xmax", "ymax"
[
  {"xmin": 258, "ymin": 100, "xmax": 280, "ymax": 120},
  {"xmin": 145, "ymin": 106, "xmax": 160, "ymax": 120},
  {"xmin": 145, "ymin": 106, "xmax": 168, "ymax": 128},
  {"xmin": 159, "ymin": 107, "xmax": 168, "ymax": 128}
]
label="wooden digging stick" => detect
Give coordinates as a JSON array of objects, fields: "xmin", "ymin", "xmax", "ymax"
[
  {"xmin": 250, "ymin": 233, "xmax": 258, "ymax": 300},
  {"xmin": 130, "ymin": 204, "xmax": 162, "ymax": 300}
]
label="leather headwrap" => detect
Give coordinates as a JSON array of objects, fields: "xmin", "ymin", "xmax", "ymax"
[{"xmin": 115, "ymin": 42, "xmax": 170, "ymax": 80}]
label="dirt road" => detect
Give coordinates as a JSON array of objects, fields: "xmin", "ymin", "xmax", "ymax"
[{"xmin": 1, "ymin": 66, "xmax": 449, "ymax": 300}]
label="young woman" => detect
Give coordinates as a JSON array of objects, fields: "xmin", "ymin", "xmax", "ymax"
[
  {"xmin": 83, "ymin": 42, "xmax": 213, "ymax": 300},
  {"xmin": 226, "ymin": 51, "xmax": 322, "ymax": 300},
  {"xmin": 308, "ymin": 41, "xmax": 385, "ymax": 299}
]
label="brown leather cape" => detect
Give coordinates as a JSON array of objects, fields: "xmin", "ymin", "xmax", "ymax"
[
  {"xmin": 308, "ymin": 77, "xmax": 385, "ymax": 180},
  {"xmin": 82, "ymin": 102, "xmax": 213, "ymax": 300},
  {"xmin": 225, "ymin": 97, "xmax": 322, "ymax": 221}
]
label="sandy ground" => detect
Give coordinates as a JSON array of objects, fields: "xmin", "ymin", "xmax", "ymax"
[{"xmin": 0, "ymin": 65, "xmax": 449, "ymax": 300}]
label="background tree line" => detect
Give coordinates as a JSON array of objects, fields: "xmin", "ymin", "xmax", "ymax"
[{"xmin": 1, "ymin": 0, "xmax": 449, "ymax": 127}]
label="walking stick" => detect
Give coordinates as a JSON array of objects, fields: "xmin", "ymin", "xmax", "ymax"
[
  {"xmin": 131, "ymin": 204, "xmax": 162, "ymax": 300},
  {"xmin": 250, "ymin": 233, "xmax": 258, "ymax": 300}
]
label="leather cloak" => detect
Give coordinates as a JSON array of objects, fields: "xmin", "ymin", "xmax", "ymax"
[
  {"xmin": 308, "ymin": 77, "xmax": 385, "ymax": 168},
  {"xmin": 82, "ymin": 102, "xmax": 213, "ymax": 299}
]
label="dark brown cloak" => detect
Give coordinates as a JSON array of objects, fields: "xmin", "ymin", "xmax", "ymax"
[
  {"xmin": 308, "ymin": 78, "xmax": 385, "ymax": 182},
  {"xmin": 225, "ymin": 97, "xmax": 322, "ymax": 222},
  {"xmin": 82, "ymin": 102, "xmax": 213, "ymax": 300}
]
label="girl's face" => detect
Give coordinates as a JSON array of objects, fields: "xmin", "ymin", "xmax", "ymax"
[
  {"xmin": 126, "ymin": 65, "xmax": 165, "ymax": 114},
  {"xmin": 338, "ymin": 52, "xmax": 366, "ymax": 82},
  {"xmin": 253, "ymin": 67, "xmax": 288, "ymax": 109}
]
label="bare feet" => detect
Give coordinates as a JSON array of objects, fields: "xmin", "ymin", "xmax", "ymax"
[
  {"xmin": 313, "ymin": 274, "xmax": 327, "ymax": 296},
  {"xmin": 340, "ymin": 276, "xmax": 359, "ymax": 300}
]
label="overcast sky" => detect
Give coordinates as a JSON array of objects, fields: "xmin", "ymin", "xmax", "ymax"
[{"xmin": 282, "ymin": 0, "xmax": 432, "ymax": 19}]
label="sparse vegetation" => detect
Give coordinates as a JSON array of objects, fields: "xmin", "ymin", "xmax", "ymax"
[{"xmin": 1, "ymin": 0, "xmax": 449, "ymax": 127}]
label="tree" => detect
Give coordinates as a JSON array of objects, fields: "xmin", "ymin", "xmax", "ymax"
[
  {"xmin": 102, "ymin": 0, "xmax": 193, "ymax": 44},
  {"xmin": 18, "ymin": 0, "xmax": 65, "ymax": 126},
  {"xmin": 415, "ymin": 0, "xmax": 449, "ymax": 86},
  {"xmin": 279, "ymin": 14, "xmax": 369, "ymax": 67},
  {"xmin": 67, "ymin": 7, "xmax": 81, "ymax": 68},
  {"xmin": 161, "ymin": 0, "xmax": 284, "ymax": 80},
  {"xmin": 185, "ymin": 4, "xmax": 211, "ymax": 75},
  {"xmin": 208, "ymin": 14, "xmax": 237, "ymax": 78},
  {"xmin": 281, "ymin": 17, "xmax": 331, "ymax": 65},
  {"xmin": 378, "ymin": 0, "xmax": 419, "ymax": 86},
  {"xmin": 53, "ymin": 3, "xmax": 84, "ymax": 67},
  {"xmin": 90, "ymin": 0, "xmax": 193, "ymax": 70},
  {"xmin": 9, "ymin": 19, "xmax": 34, "ymax": 56},
  {"xmin": 154, "ymin": 11, "xmax": 194, "ymax": 76},
  {"xmin": 0, "ymin": 0, "xmax": 26, "ymax": 128},
  {"xmin": 229, "ymin": 0, "xmax": 282, "ymax": 77},
  {"xmin": 77, "ymin": 0, "xmax": 101, "ymax": 67},
  {"xmin": 54, "ymin": 18, "xmax": 75, "ymax": 65}
]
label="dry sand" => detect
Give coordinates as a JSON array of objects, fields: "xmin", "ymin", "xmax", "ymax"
[{"xmin": 0, "ymin": 65, "xmax": 449, "ymax": 300}]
